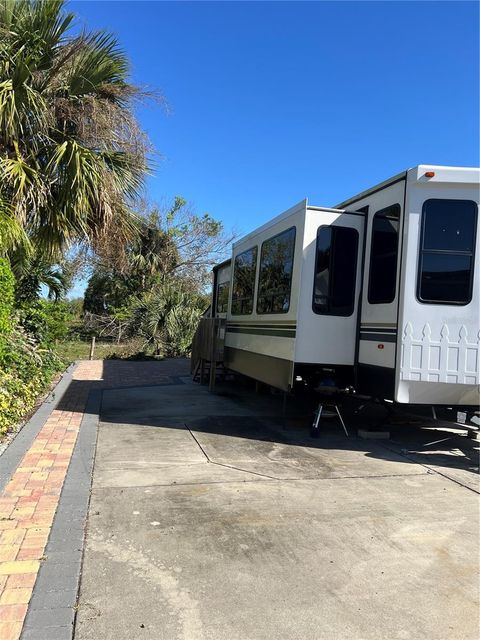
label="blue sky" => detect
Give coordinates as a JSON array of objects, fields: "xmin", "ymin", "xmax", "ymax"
[{"xmin": 69, "ymin": 0, "xmax": 479, "ymax": 294}]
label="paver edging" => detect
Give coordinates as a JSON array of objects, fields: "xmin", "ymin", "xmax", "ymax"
[
  {"xmin": 20, "ymin": 389, "xmax": 102, "ymax": 640},
  {"xmin": 0, "ymin": 363, "xmax": 78, "ymax": 492}
]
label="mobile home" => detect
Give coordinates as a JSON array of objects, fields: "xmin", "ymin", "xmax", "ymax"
[{"xmin": 211, "ymin": 165, "xmax": 479, "ymax": 408}]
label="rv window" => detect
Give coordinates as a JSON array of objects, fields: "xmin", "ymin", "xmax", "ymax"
[
  {"xmin": 231, "ymin": 247, "xmax": 257, "ymax": 314},
  {"xmin": 368, "ymin": 204, "xmax": 400, "ymax": 304},
  {"xmin": 216, "ymin": 282, "xmax": 230, "ymax": 313},
  {"xmin": 257, "ymin": 227, "xmax": 296, "ymax": 314},
  {"xmin": 418, "ymin": 199, "xmax": 477, "ymax": 305},
  {"xmin": 313, "ymin": 226, "xmax": 359, "ymax": 316}
]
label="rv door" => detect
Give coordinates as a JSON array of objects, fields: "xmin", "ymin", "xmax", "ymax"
[{"xmin": 355, "ymin": 180, "xmax": 406, "ymax": 399}]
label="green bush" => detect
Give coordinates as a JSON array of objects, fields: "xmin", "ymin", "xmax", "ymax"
[
  {"xmin": 17, "ymin": 301, "xmax": 51, "ymax": 346},
  {"xmin": 0, "ymin": 323, "xmax": 63, "ymax": 436},
  {"xmin": 0, "ymin": 258, "xmax": 15, "ymax": 362},
  {"xmin": 17, "ymin": 298, "xmax": 74, "ymax": 347},
  {"xmin": 0, "ymin": 259, "xmax": 64, "ymax": 437},
  {"xmin": 130, "ymin": 279, "xmax": 206, "ymax": 357}
]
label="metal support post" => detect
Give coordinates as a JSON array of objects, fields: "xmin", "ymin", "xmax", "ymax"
[
  {"xmin": 311, "ymin": 403, "xmax": 323, "ymax": 438},
  {"xmin": 335, "ymin": 404, "xmax": 349, "ymax": 437}
]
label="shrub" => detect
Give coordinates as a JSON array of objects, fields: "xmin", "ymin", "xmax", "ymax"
[
  {"xmin": 0, "ymin": 322, "xmax": 63, "ymax": 436},
  {"xmin": 39, "ymin": 300, "xmax": 74, "ymax": 344},
  {"xmin": 0, "ymin": 258, "xmax": 15, "ymax": 363},
  {"xmin": 0, "ymin": 259, "xmax": 64, "ymax": 437},
  {"xmin": 17, "ymin": 301, "xmax": 51, "ymax": 346},
  {"xmin": 130, "ymin": 279, "xmax": 205, "ymax": 357},
  {"xmin": 17, "ymin": 299, "xmax": 74, "ymax": 347}
]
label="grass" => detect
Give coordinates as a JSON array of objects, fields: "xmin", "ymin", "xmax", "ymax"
[{"xmin": 56, "ymin": 339, "xmax": 141, "ymax": 363}]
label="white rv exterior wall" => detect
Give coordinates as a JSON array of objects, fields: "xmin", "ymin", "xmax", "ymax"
[
  {"xmin": 396, "ymin": 168, "xmax": 480, "ymax": 404},
  {"xmin": 225, "ymin": 201, "xmax": 306, "ymax": 364},
  {"xmin": 225, "ymin": 326, "xmax": 295, "ymax": 361},
  {"xmin": 294, "ymin": 208, "xmax": 364, "ymax": 365}
]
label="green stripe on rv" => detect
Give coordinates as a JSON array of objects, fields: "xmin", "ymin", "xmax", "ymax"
[
  {"xmin": 227, "ymin": 326, "xmax": 296, "ymax": 338},
  {"xmin": 227, "ymin": 321, "xmax": 297, "ymax": 327},
  {"xmin": 359, "ymin": 332, "xmax": 396, "ymax": 343}
]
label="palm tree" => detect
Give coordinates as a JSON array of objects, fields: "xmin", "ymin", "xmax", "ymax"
[
  {"xmin": 0, "ymin": 196, "xmax": 28, "ymax": 256},
  {"xmin": 131, "ymin": 280, "xmax": 204, "ymax": 357},
  {"xmin": 0, "ymin": 0, "xmax": 149, "ymax": 259},
  {"xmin": 12, "ymin": 252, "xmax": 67, "ymax": 303},
  {"xmin": 129, "ymin": 211, "xmax": 180, "ymax": 290}
]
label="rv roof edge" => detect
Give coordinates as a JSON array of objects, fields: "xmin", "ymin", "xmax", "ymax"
[
  {"xmin": 411, "ymin": 165, "xmax": 480, "ymax": 184},
  {"xmin": 336, "ymin": 165, "xmax": 480, "ymax": 210},
  {"xmin": 212, "ymin": 258, "xmax": 231, "ymax": 272},
  {"xmin": 307, "ymin": 205, "xmax": 347, "ymax": 213},
  {"xmin": 335, "ymin": 170, "xmax": 407, "ymax": 209},
  {"xmin": 232, "ymin": 198, "xmax": 308, "ymax": 249}
]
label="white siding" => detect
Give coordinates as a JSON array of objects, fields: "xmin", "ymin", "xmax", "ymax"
[
  {"xmin": 294, "ymin": 208, "xmax": 364, "ymax": 365},
  {"xmin": 396, "ymin": 174, "xmax": 480, "ymax": 404}
]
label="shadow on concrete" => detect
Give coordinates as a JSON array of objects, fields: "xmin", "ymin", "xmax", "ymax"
[{"xmin": 55, "ymin": 359, "xmax": 479, "ymax": 486}]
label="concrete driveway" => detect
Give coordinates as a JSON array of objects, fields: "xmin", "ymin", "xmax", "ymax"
[{"xmin": 74, "ymin": 376, "xmax": 479, "ymax": 640}]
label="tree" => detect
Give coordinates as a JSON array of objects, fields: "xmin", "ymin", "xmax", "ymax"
[
  {"xmin": 83, "ymin": 268, "xmax": 132, "ymax": 314},
  {"xmin": 130, "ymin": 279, "xmax": 208, "ymax": 357},
  {"xmin": 83, "ymin": 196, "xmax": 234, "ymax": 315},
  {"xmin": 128, "ymin": 211, "xmax": 179, "ymax": 290},
  {"xmin": 0, "ymin": 198, "xmax": 28, "ymax": 256},
  {"xmin": 10, "ymin": 250, "xmax": 67, "ymax": 303},
  {"xmin": 161, "ymin": 196, "xmax": 236, "ymax": 288},
  {"xmin": 0, "ymin": 0, "xmax": 151, "ymax": 260}
]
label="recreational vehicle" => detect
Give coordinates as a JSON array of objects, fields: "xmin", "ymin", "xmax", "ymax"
[{"xmin": 210, "ymin": 165, "xmax": 479, "ymax": 409}]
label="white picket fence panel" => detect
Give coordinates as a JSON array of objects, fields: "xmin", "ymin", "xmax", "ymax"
[{"xmin": 401, "ymin": 322, "xmax": 480, "ymax": 385}]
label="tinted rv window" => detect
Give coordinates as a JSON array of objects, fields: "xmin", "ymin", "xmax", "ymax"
[
  {"xmin": 313, "ymin": 226, "xmax": 359, "ymax": 316},
  {"xmin": 216, "ymin": 282, "xmax": 229, "ymax": 313},
  {"xmin": 418, "ymin": 199, "xmax": 477, "ymax": 305},
  {"xmin": 257, "ymin": 227, "xmax": 296, "ymax": 314},
  {"xmin": 368, "ymin": 204, "xmax": 400, "ymax": 304},
  {"xmin": 231, "ymin": 247, "xmax": 257, "ymax": 314}
]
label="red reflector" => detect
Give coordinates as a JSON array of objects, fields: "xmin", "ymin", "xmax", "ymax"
[
  {"xmin": 425, "ymin": 171, "xmax": 435, "ymax": 178},
  {"xmin": 377, "ymin": 344, "xmax": 384, "ymax": 350}
]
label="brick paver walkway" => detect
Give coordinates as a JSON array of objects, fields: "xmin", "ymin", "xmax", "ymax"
[{"xmin": 0, "ymin": 359, "xmax": 188, "ymax": 640}]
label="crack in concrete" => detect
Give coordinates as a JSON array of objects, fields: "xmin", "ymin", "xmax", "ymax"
[
  {"xmin": 183, "ymin": 424, "xmax": 437, "ymax": 484},
  {"xmin": 92, "ymin": 471, "xmax": 431, "ymax": 491},
  {"xmin": 185, "ymin": 424, "xmax": 282, "ymax": 480},
  {"xmin": 378, "ymin": 442, "xmax": 480, "ymax": 495},
  {"xmin": 184, "ymin": 425, "xmax": 211, "ymax": 463}
]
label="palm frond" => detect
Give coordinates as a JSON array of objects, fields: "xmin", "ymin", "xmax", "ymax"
[
  {"xmin": 0, "ymin": 0, "xmax": 154, "ymax": 263},
  {"xmin": 63, "ymin": 31, "xmax": 129, "ymax": 98},
  {"xmin": 0, "ymin": 195, "xmax": 30, "ymax": 256},
  {"xmin": 11, "ymin": 246, "xmax": 67, "ymax": 302}
]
